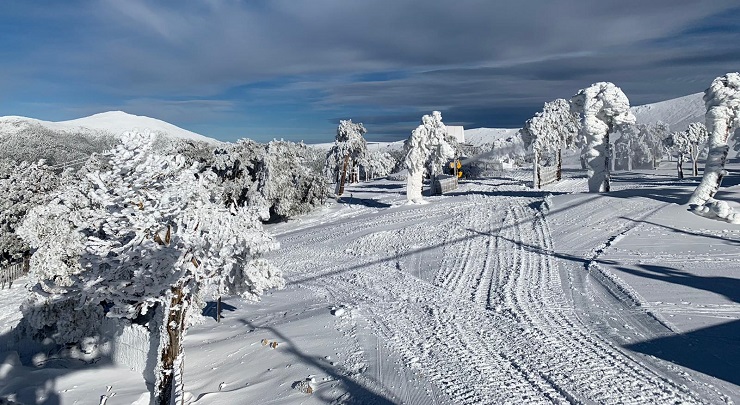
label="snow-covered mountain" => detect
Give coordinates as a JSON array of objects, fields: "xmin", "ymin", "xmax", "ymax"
[
  {"xmin": 0, "ymin": 111, "xmax": 221, "ymax": 144},
  {"xmin": 631, "ymin": 92, "xmax": 705, "ymax": 132}
]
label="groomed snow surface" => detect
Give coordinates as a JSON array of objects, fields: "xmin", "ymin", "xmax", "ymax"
[{"xmin": 1, "ymin": 161, "xmax": 739, "ymax": 404}]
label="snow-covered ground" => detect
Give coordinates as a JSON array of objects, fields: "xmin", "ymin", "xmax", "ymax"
[{"xmin": 5, "ymin": 160, "xmax": 738, "ymax": 404}]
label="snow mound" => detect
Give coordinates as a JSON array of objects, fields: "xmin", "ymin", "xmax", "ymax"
[
  {"xmin": 0, "ymin": 111, "xmax": 221, "ymax": 145},
  {"xmin": 690, "ymin": 199, "xmax": 740, "ymax": 224}
]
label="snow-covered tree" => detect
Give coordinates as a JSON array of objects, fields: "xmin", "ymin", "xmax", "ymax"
[
  {"xmin": 211, "ymin": 139, "xmax": 328, "ymax": 221},
  {"xmin": 615, "ymin": 122, "xmax": 668, "ymax": 171},
  {"xmin": 570, "ymin": 82, "xmax": 636, "ymax": 192},
  {"xmin": 360, "ymin": 149, "xmax": 397, "ymax": 180},
  {"xmin": 689, "ymin": 72, "xmax": 740, "ymax": 223},
  {"xmin": 664, "ymin": 122, "xmax": 709, "ymax": 179},
  {"xmin": 0, "ymin": 160, "xmax": 60, "ymax": 263},
  {"xmin": 404, "ymin": 111, "xmax": 455, "ymax": 203},
  {"xmin": 644, "ymin": 121, "xmax": 670, "ymax": 169},
  {"xmin": 664, "ymin": 131, "xmax": 691, "ymax": 179},
  {"xmin": 521, "ymin": 98, "xmax": 581, "ymax": 185},
  {"xmin": 685, "ymin": 122, "xmax": 709, "ymax": 176},
  {"xmin": 255, "ymin": 140, "xmax": 328, "ymax": 220},
  {"xmin": 325, "ymin": 120, "xmax": 367, "ymax": 196},
  {"xmin": 17, "ymin": 131, "xmax": 284, "ymax": 403}
]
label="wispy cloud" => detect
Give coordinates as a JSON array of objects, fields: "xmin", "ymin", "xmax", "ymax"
[{"xmin": 0, "ymin": 1, "xmax": 738, "ymax": 142}]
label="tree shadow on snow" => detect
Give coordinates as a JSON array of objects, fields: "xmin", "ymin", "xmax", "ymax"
[
  {"xmin": 618, "ymin": 263, "xmax": 740, "ymax": 386},
  {"xmin": 351, "ymin": 183, "xmax": 404, "ymax": 191},
  {"xmin": 235, "ymin": 319, "xmax": 396, "ymax": 405},
  {"xmin": 202, "ymin": 301, "xmax": 238, "ymax": 321},
  {"xmin": 337, "ymin": 196, "xmax": 392, "ymax": 209},
  {"xmin": 445, "ymin": 190, "xmax": 567, "ymax": 199},
  {"xmin": 606, "ymin": 187, "xmax": 693, "ymax": 205},
  {"xmin": 617, "ymin": 217, "xmax": 740, "ymax": 246}
]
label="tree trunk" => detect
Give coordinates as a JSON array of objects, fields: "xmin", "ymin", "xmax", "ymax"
[
  {"xmin": 156, "ymin": 286, "xmax": 189, "ymax": 405},
  {"xmin": 604, "ymin": 132, "xmax": 611, "ymax": 192},
  {"xmin": 556, "ymin": 148, "xmax": 562, "ymax": 181},
  {"xmin": 217, "ymin": 296, "xmax": 221, "ymax": 323},
  {"xmin": 335, "ymin": 154, "xmax": 350, "ymax": 196},
  {"xmin": 689, "ymin": 114, "xmax": 732, "ymax": 206},
  {"xmin": 533, "ymin": 148, "xmax": 540, "ymax": 189},
  {"xmin": 677, "ymin": 155, "xmax": 684, "ymax": 179},
  {"xmin": 627, "ymin": 139, "xmax": 633, "ymax": 171},
  {"xmin": 691, "ymin": 144, "xmax": 699, "ymax": 176}
]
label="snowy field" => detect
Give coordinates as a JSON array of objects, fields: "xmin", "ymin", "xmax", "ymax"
[{"xmin": 2, "ymin": 159, "xmax": 738, "ymax": 404}]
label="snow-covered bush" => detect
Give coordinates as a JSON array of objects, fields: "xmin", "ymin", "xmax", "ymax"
[
  {"xmin": 0, "ymin": 160, "xmax": 60, "ymax": 263},
  {"xmin": 404, "ymin": 111, "xmax": 456, "ymax": 202},
  {"xmin": 17, "ymin": 131, "xmax": 284, "ymax": 402},
  {"xmin": 571, "ymin": 82, "xmax": 636, "ymax": 192},
  {"xmin": 325, "ymin": 120, "xmax": 367, "ymax": 194},
  {"xmin": 689, "ymin": 72, "xmax": 740, "ymax": 223}
]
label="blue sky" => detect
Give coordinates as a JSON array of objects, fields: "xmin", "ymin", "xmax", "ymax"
[{"xmin": 1, "ymin": 1, "xmax": 739, "ymax": 143}]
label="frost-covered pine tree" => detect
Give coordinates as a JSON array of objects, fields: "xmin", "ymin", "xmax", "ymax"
[
  {"xmin": 404, "ymin": 111, "xmax": 455, "ymax": 203},
  {"xmin": 17, "ymin": 131, "xmax": 284, "ymax": 404},
  {"xmin": 522, "ymin": 98, "xmax": 581, "ymax": 186},
  {"xmin": 688, "ymin": 72, "xmax": 740, "ymax": 223},
  {"xmin": 571, "ymin": 82, "xmax": 636, "ymax": 192},
  {"xmin": 325, "ymin": 120, "xmax": 367, "ymax": 196}
]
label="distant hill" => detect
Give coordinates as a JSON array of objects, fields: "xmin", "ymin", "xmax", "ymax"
[
  {"xmin": 631, "ymin": 92, "xmax": 705, "ymax": 132},
  {"xmin": 0, "ymin": 111, "xmax": 221, "ymax": 145},
  {"xmin": 464, "ymin": 93, "xmax": 707, "ymax": 147}
]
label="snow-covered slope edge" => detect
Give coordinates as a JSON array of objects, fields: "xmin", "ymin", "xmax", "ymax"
[{"xmin": 0, "ymin": 111, "xmax": 221, "ymax": 145}]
